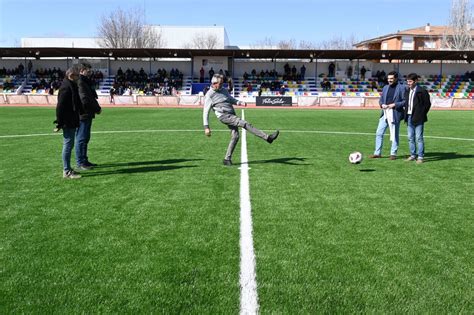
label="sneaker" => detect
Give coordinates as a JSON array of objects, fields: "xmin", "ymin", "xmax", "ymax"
[
  {"xmin": 77, "ymin": 164, "xmax": 93, "ymax": 171},
  {"xmin": 389, "ymin": 155, "xmax": 397, "ymax": 160},
  {"xmin": 405, "ymin": 156, "xmax": 416, "ymax": 162},
  {"xmin": 267, "ymin": 130, "xmax": 280, "ymax": 144},
  {"xmin": 84, "ymin": 161, "xmax": 98, "ymax": 167},
  {"xmin": 63, "ymin": 170, "xmax": 81, "ymax": 179},
  {"xmin": 369, "ymin": 154, "xmax": 382, "ymax": 158},
  {"xmin": 223, "ymin": 159, "xmax": 232, "ymax": 166},
  {"xmin": 416, "ymin": 159, "xmax": 424, "ymax": 164}
]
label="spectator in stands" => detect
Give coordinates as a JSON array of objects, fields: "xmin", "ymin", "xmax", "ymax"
[
  {"xmin": 328, "ymin": 62, "xmax": 335, "ymax": 77},
  {"xmin": 370, "ymin": 80, "xmax": 378, "ymax": 92},
  {"xmin": 200, "ymin": 67, "xmax": 205, "ymax": 83},
  {"xmin": 27, "ymin": 60, "xmax": 33, "ymax": 74},
  {"xmin": 227, "ymin": 78, "xmax": 234, "ymax": 93},
  {"xmin": 48, "ymin": 82, "xmax": 55, "ymax": 95},
  {"xmin": 403, "ymin": 73, "xmax": 431, "ymax": 164},
  {"xmin": 279, "ymin": 84, "xmax": 286, "ymax": 95},
  {"xmin": 300, "ymin": 65, "xmax": 306, "ymax": 79},
  {"xmin": 321, "ymin": 78, "xmax": 331, "ymax": 91},
  {"xmin": 463, "ymin": 71, "xmax": 470, "ymax": 82},
  {"xmin": 378, "ymin": 70, "xmax": 386, "ymax": 86},
  {"xmin": 18, "ymin": 63, "xmax": 24, "ymax": 75},
  {"xmin": 55, "ymin": 67, "xmax": 81, "ymax": 179},
  {"xmin": 208, "ymin": 68, "xmax": 215, "ymax": 81},
  {"xmin": 291, "ymin": 65, "xmax": 297, "ymax": 79},
  {"xmin": 347, "ymin": 65, "xmax": 353, "ymax": 78},
  {"xmin": 76, "ymin": 63, "xmax": 102, "ymax": 170},
  {"xmin": 360, "ymin": 66, "xmax": 367, "ymax": 80},
  {"xmin": 369, "ymin": 71, "xmax": 406, "ymax": 160},
  {"xmin": 203, "ymin": 74, "xmax": 280, "ymax": 166},
  {"xmin": 109, "ymin": 86, "xmax": 116, "ymax": 104}
]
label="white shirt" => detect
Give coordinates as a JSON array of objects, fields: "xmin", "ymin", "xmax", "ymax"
[{"xmin": 408, "ymin": 86, "xmax": 417, "ymax": 115}]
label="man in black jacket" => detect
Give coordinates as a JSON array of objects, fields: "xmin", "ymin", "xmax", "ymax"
[
  {"xmin": 404, "ymin": 73, "xmax": 431, "ymax": 164},
  {"xmin": 75, "ymin": 63, "xmax": 102, "ymax": 170},
  {"xmin": 56, "ymin": 67, "xmax": 81, "ymax": 179}
]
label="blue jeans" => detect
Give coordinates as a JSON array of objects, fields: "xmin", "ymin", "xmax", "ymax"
[
  {"xmin": 374, "ymin": 116, "xmax": 400, "ymax": 156},
  {"xmin": 62, "ymin": 128, "xmax": 76, "ymax": 171},
  {"xmin": 407, "ymin": 115, "xmax": 425, "ymax": 159},
  {"xmin": 75, "ymin": 118, "xmax": 92, "ymax": 166}
]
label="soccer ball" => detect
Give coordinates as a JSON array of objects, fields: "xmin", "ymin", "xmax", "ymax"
[{"xmin": 349, "ymin": 151, "xmax": 363, "ymax": 164}]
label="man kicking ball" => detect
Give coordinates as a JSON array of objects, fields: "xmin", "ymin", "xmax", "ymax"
[{"xmin": 203, "ymin": 74, "xmax": 280, "ymax": 166}]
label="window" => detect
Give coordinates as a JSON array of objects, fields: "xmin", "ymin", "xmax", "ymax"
[{"xmin": 424, "ymin": 40, "xmax": 436, "ymax": 49}]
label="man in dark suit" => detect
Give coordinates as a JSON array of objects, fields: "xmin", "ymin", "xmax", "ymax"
[
  {"xmin": 403, "ymin": 73, "xmax": 431, "ymax": 164},
  {"xmin": 75, "ymin": 63, "xmax": 102, "ymax": 170}
]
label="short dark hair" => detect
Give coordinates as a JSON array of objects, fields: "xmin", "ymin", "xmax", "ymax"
[
  {"xmin": 79, "ymin": 63, "xmax": 92, "ymax": 72},
  {"xmin": 407, "ymin": 73, "xmax": 419, "ymax": 81},
  {"xmin": 387, "ymin": 71, "xmax": 398, "ymax": 78}
]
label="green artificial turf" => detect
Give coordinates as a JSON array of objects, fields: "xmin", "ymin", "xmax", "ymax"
[{"xmin": 1, "ymin": 106, "xmax": 473, "ymax": 313}]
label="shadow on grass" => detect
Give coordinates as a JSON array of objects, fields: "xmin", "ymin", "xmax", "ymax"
[
  {"xmin": 244, "ymin": 157, "xmax": 310, "ymax": 165},
  {"xmin": 422, "ymin": 152, "xmax": 474, "ymax": 162},
  {"xmin": 83, "ymin": 158, "xmax": 201, "ymax": 177},
  {"xmin": 94, "ymin": 158, "xmax": 203, "ymax": 168},
  {"xmin": 359, "ymin": 169, "xmax": 376, "ymax": 172}
]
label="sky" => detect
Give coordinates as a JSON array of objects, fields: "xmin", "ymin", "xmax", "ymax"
[{"xmin": 0, "ymin": 0, "xmax": 455, "ymax": 47}]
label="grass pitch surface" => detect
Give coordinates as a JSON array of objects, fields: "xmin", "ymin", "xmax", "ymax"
[{"xmin": 1, "ymin": 107, "xmax": 473, "ymax": 313}]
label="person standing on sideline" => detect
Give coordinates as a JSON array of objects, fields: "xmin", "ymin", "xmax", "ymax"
[
  {"xmin": 369, "ymin": 71, "xmax": 406, "ymax": 160},
  {"xmin": 55, "ymin": 67, "xmax": 81, "ymax": 179},
  {"xmin": 203, "ymin": 74, "xmax": 280, "ymax": 166},
  {"xmin": 404, "ymin": 73, "xmax": 431, "ymax": 164},
  {"xmin": 76, "ymin": 63, "xmax": 102, "ymax": 170}
]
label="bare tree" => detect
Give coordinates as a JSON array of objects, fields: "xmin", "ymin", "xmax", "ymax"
[
  {"xmin": 299, "ymin": 40, "xmax": 317, "ymax": 49},
  {"xmin": 277, "ymin": 39, "xmax": 297, "ymax": 50},
  {"xmin": 97, "ymin": 8, "xmax": 164, "ymax": 48},
  {"xmin": 316, "ymin": 34, "xmax": 358, "ymax": 50},
  {"xmin": 250, "ymin": 37, "xmax": 276, "ymax": 49},
  {"xmin": 442, "ymin": 0, "xmax": 473, "ymax": 50},
  {"xmin": 191, "ymin": 32, "xmax": 219, "ymax": 49}
]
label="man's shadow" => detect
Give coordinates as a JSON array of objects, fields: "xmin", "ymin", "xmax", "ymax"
[
  {"xmin": 423, "ymin": 152, "xmax": 474, "ymax": 162},
  {"xmin": 95, "ymin": 158, "xmax": 203, "ymax": 168},
  {"xmin": 242, "ymin": 157, "xmax": 310, "ymax": 165},
  {"xmin": 83, "ymin": 159, "xmax": 202, "ymax": 177}
]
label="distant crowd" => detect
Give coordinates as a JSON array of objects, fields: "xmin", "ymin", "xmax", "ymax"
[{"xmin": 111, "ymin": 67, "xmax": 184, "ymax": 96}]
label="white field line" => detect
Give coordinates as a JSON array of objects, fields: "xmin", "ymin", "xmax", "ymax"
[
  {"xmin": 0, "ymin": 129, "xmax": 472, "ymax": 142},
  {"xmin": 239, "ymin": 110, "xmax": 259, "ymax": 315}
]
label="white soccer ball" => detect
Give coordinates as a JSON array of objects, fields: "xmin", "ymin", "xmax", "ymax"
[{"xmin": 349, "ymin": 151, "xmax": 363, "ymax": 164}]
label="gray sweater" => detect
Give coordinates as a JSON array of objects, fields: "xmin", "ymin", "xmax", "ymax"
[{"xmin": 203, "ymin": 87, "xmax": 239, "ymax": 128}]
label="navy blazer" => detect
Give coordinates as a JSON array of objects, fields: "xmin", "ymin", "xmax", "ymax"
[{"xmin": 379, "ymin": 83, "xmax": 406, "ymax": 123}]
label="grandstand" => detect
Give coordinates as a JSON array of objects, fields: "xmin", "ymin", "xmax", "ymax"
[{"xmin": 0, "ymin": 47, "xmax": 473, "ymax": 108}]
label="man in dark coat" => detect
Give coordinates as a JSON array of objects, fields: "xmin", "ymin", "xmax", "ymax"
[
  {"xmin": 56, "ymin": 67, "xmax": 81, "ymax": 179},
  {"xmin": 75, "ymin": 63, "xmax": 102, "ymax": 170},
  {"xmin": 404, "ymin": 73, "xmax": 431, "ymax": 164}
]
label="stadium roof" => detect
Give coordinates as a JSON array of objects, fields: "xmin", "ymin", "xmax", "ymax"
[{"xmin": 0, "ymin": 47, "xmax": 472, "ymax": 62}]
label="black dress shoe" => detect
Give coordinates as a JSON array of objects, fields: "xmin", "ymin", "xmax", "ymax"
[
  {"xmin": 223, "ymin": 159, "xmax": 232, "ymax": 166},
  {"xmin": 267, "ymin": 130, "xmax": 280, "ymax": 143}
]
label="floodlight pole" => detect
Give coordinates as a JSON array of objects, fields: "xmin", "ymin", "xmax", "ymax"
[
  {"xmin": 315, "ymin": 59, "xmax": 318, "ymax": 86},
  {"xmin": 439, "ymin": 60, "xmax": 443, "ymax": 89},
  {"xmin": 356, "ymin": 59, "xmax": 360, "ymax": 82}
]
